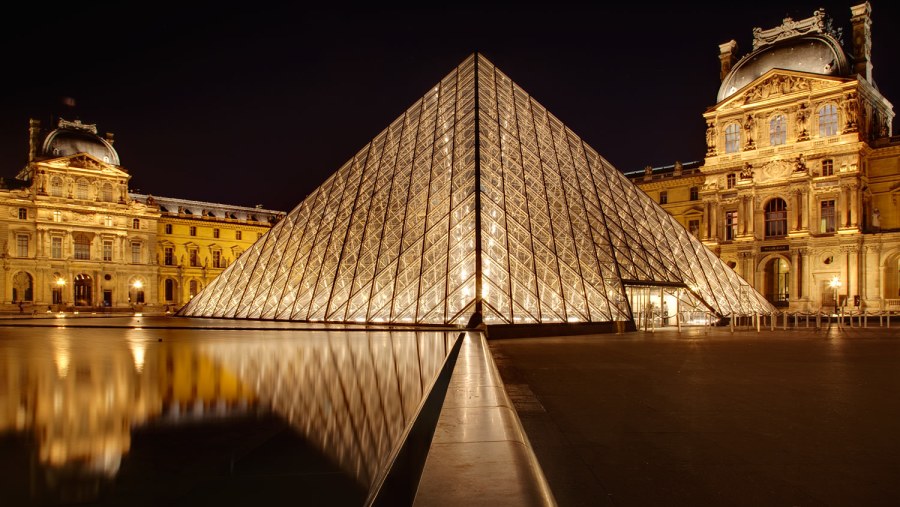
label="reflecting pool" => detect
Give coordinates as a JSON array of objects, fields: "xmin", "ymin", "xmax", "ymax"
[{"xmin": 0, "ymin": 317, "xmax": 457, "ymax": 506}]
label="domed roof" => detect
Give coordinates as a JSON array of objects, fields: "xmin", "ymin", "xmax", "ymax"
[
  {"xmin": 718, "ymin": 34, "xmax": 849, "ymax": 102},
  {"xmin": 41, "ymin": 119, "xmax": 120, "ymax": 165}
]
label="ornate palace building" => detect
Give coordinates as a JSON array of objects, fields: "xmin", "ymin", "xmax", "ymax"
[
  {"xmin": 631, "ymin": 2, "xmax": 900, "ymax": 313},
  {"xmin": 0, "ymin": 118, "xmax": 284, "ymax": 312}
]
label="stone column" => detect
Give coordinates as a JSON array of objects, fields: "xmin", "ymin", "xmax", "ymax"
[
  {"xmin": 800, "ymin": 247, "xmax": 810, "ymax": 304},
  {"xmin": 801, "ymin": 189, "xmax": 810, "ymax": 231},
  {"xmin": 702, "ymin": 201, "xmax": 710, "ymax": 240},
  {"xmin": 791, "ymin": 249, "xmax": 800, "ymax": 302},
  {"xmin": 747, "ymin": 196, "xmax": 756, "ymax": 237},
  {"xmin": 711, "ymin": 202, "xmax": 720, "ymax": 241},
  {"xmin": 850, "ymin": 183, "xmax": 859, "ymax": 228}
]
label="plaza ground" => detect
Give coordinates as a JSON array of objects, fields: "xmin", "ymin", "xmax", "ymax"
[{"xmin": 490, "ymin": 325, "xmax": 900, "ymax": 507}]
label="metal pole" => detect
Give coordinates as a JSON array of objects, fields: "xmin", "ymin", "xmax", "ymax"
[{"xmin": 730, "ymin": 314, "xmax": 734, "ymax": 333}]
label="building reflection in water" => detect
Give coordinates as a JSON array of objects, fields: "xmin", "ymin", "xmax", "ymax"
[{"xmin": 0, "ymin": 327, "xmax": 455, "ymax": 505}]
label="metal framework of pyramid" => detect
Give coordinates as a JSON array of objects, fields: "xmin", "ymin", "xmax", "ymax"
[{"xmin": 180, "ymin": 54, "xmax": 774, "ymax": 329}]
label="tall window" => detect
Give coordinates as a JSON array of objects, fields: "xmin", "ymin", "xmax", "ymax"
[
  {"xmin": 235, "ymin": 230, "xmax": 242, "ymax": 240},
  {"xmin": 53, "ymin": 210, "xmax": 62, "ymax": 222},
  {"xmin": 190, "ymin": 226, "xmax": 197, "ymax": 236},
  {"xmin": 213, "ymin": 250, "xmax": 222, "ymax": 268},
  {"xmin": 765, "ymin": 198, "xmax": 788, "ymax": 238},
  {"xmin": 769, "ymin": 114, "xmax": 786, "ymax": 145},
  {"xmin": 725, "ymin": 211, "xmax": 738, "ymax": 240},
  {"xmin": 213, "ymin": 228, "xmax": 220, "ymax": 239},
  {"xmin": 165, "ymin": 279, "xmax": 175, "ymax": 302},
  {"xmin": 725, "ymin": 123, "xmax": 741, "ymax": 153},
  {"xmin": 132, "ymin": 218, "xmax": 140, "ymax": 230},
  {"xmin": 103, "ymin": 240, "xmax": 113, "ymax": 261},
  {"xmin": 821, "ymin": 159, "xmax": 834, "ymax": 176},
  {"xmin": 726, "ymin": 173, "xmax": 736, "ymax": 189},
  {"xmin": 104, "ymin": 216, "xmax": 113, "ymax": 227},
  {"xmin": 18, "ymin": 208, "xmax": 27, "ymax": 220},
  {"xmin": 688, "ymin": 219, "xmax": 700, "ymax": 237},
  {"xmin": 74, "ymin": 236, "xmax": 90, "ymax": 260},
  {"xmin": 51, "ymin": 176, "xmax": 63, "ymax": 197},
  {"xmin": 689, "ymin": 186, "xmax": 699, "ymax": 201},
  {"xmin": 821, "ymin": 200, "xmax": 836, "ymax": 233},
  {"xmin": 16, "ymin": 234, "xmax": 28, "ymax": 257},
  {"xmin": 131, "ymin": 242, "xmax": 141, "ymax": 264},
  {"xmin": 818, "ymin": 104, "xmax": 839, "ymax": 137},
  {"xmin": 102, "ymin": 183, "xmax": 113, "ymax": 202},
  {"xmin": 51, "ymin": 237, "xmax": 63, "ymax": 259},
  {"xmin": 189, "ymin": 280, "xmax": 199, "ymax": 299},
  {"xmin": 659, "ymin": 191, "xmax": 668, "ymax": 204},
  {"xmin": 189, "ymin": 249, "xmax": 199, "ymax": 267},
  {"xmin": 165, "ymin": 223, "xmax": 173, "ymax": 234},
  {"xmin": 164, "ymin": 247, "xmax": 174, "ymax": 266},
  {"xmin": 76, "ymin": 179, "xmax": 89, "ymax": 200}
]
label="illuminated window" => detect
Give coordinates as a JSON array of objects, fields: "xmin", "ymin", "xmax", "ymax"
[
  {"xmin": 74, "ymin": 236, "xmax": 90, "ymax": 260},
  {"xmin": 102, "ymin": 183, "xmax": 113, "ymax": 202},
  {"xmin": 213, "ymin": 250, "xmax": 222, "ymax": 268},
  {"xmin": 16, "ymin": 234, "xmax": 28, "ymax": 257},
  {"xmin": 53, "ymin": 210, "xmax": 62, "ymax": 222},
  {"xmin": 213, "ymin": 228, "xmax": 220, "ymax": 239},
  {"xmin": 51, "ymin": 176, "xmax": 64, "ymax": 197},
  {"xmin": 725, "ymin": 123, "xmax": 741, "ymax": 153},
  {"xmin": 769, "ymin": 114, "xmax": 786, "ymax": 145},
  {"xmin": 190, "ymin": 226, "xmax": 197, "ymax": 236},
  {"xmin": 820, "ymin": 200, "xmax": 836, "ymax": 233},
  {"xmin": 189, "ymin": 280, "xmax": 199, "ymax": 298},
  {"xmin": 725, "ymin": 211, "xmax": 738, "ymax": 240},
  {"xmin": 76, "ymin": 179, "xmax": 89, "ymax": 200},
  {"xmin": 235, "ymin": 230, "xmax": 242, "ymax": 240},
  {"xmin": 765, "ymin": 198, "xmax": 787, "ymax": 238},
  {"xmin": 131, "ymin": 242, "xmax": 141, "ymax": 264},
  {"xmin": 132, "ymin": 218, "xmax": 140, "ymax": 229},
  {"xmin": 164, "ymin": 247, "xmax": 174, "ymax": 266},
  {"xmin": 103, "ymin": 240, "xmax": 113, "ymax": 261},
  {"xmin": 821, "ymin": 159, "xmax": 834, "ymax": 176},
  {"xmin": 165, "ymin": 223, "xmax": 173, "ymax": 234},
  {"xmin": 51, "ymin": 237, "xmax": 62, "ymax": 259},
  {"xmin": 818, "ymin": 104, "xmax": 838, "ymax": 137},
  {"xmin": 659, "ymin": 191, "xmax": 668, "ymax": 204},
  {"xmin": 726, "ymin": 173, "xmax": 736, "ymax": 189},
  {"xmin": 689, "ymin": 186, "xmax": 699, "ymax": 201},
  {"xmin": 189, "ymin": 249, "xmax": 199, "ymax": 267},
  {"xmin": 18, "ymin": 208, "xmax": 27, "ymax": 220}
]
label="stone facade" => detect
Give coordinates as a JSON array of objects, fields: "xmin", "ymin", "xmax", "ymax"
[
  {"xmin": 0, "ymin": 118, "xmax": 284, "ymax": 312},
  {"xmin": 631, "ymin": 2, "xmax": 900, "ymax": 314}
]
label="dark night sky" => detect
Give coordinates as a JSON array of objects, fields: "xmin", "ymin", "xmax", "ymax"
[{"xmin": 2, "ymin": 1, "xmax": 898, "ymax": 213}]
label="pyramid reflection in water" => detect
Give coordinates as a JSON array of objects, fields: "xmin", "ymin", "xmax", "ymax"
[{"xmin": 180, "ymin": 54, "xmax": 773, "ymax": 327}]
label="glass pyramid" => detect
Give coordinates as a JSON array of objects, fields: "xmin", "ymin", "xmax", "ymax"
[{"xmin": 180, "ymin": 54, "xmax": 774, "ymax": 327}]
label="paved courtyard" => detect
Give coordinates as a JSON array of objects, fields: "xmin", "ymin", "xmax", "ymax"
[{"xmin": 490, "ymin": 325, "xmax": 900, "ymax": 507}]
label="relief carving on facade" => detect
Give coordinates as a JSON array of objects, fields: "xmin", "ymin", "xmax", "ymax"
[
  {"xmin": 743, "ymin": 114, "xmax": 757, "ymax": 150},
  {"xmin": 796, "ymin": 103, "xmax": 810, "ymax": 141},
  {"xmin": 793, "ymin": 153, "xmax": 808, "ymax": 173},
  {"xmin": 841, "ymin": 92, "xmax": 859, "ymax": 133},
  {"xmin": 706, "ymin": 122, "xmax": 717, "ymax": 155},
  {"xmin": 744, "ymin": 74, "xmax": 811, "ymax": 103},
  {"xmin": 741, "ymin": 162, "xmax": 755, "ymax": 179}
]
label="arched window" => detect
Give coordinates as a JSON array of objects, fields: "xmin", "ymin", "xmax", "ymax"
[
  {"xmin": 725, "ymin": 123, "xmax": 741, "ymax": 153},
  {"xmin": 765, "ymin": 198, "xmax": 788, "ymax": 238},
  {"xmin": 12, "ymin": 271, "xmax": 33, "ymax": 302},
  {"xmin": 102, "ymin": 183, "xmax": 114, "ymax": 202},
  {"xmin": 818, "ymin": 104, "xmax": 839, "ymax": 137},
  {"xmin": 769, "ymin": 114, "xmax": 786, "ymax": 145},
  {"xmin": 76, "ymin": 179, "xmax": 89, "ymax": 200},
  {"xmin": 50, "ymin": 176, "xmax": 64, "ymax": 197},
  {"xmin": 189, "ymin": 280, "xmax": 200, "ymax": 299}
]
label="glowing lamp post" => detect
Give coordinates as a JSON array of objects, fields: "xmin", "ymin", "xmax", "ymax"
[
  {"xmin": 829, "ymin": 276, "xmax": 842, "ymax": 312},
  {"xmin": 132, "ymin": 280, "xmax": 143, "ymax": 290},
  {"xmin": 55, "ymin": 277, "xmax": 66, "ymax": 310}
]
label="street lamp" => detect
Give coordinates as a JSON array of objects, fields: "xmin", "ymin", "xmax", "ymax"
[
  {"xmin": 132, "ymin": 280, "xmax": 143, "ymax": 290},
  {"xmin": 829, "ymin": 276, "xmax": 842, "ymax": 312},
  {"xmin": 55, "ymin": 277, "xmax": 66, "ymax": 309}
]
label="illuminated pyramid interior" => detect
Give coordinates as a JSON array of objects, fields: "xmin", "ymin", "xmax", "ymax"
[{"xmin": 180, "ymin": 54, "xmax": 774, "ymax": 330}]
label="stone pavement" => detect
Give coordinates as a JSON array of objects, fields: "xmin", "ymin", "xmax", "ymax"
[{"xmin": 489, "ymin": 325, "xmax": 900, "ymax": 507}]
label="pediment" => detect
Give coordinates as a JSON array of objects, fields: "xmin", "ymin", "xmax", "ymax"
[
  {"xmin": 41, "ymin": 153, "xmax": 129, "ymax": 177},
  {"xmin": 713, "ymin": 69, "xmax": 850, "ymax": 111}
]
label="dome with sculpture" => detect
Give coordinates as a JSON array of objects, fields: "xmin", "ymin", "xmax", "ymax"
[{"xmin": 41, "ymin": 118, "xmax": 120, "ymax": 165}]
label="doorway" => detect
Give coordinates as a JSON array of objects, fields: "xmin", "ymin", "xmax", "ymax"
[{"xmin": 74, "ymin": 273, "xmax": 92, "ymax": 306}]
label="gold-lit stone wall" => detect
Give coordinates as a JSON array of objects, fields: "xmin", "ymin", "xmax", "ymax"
[{"xmin": 633, "ymin": 3, "xmax": 900, "ymax": 313}]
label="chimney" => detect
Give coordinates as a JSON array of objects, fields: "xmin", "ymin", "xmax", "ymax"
[
  {"xmin": 719, "ymin": 40, "xmax": 738, "ymax": 81},
  {"xmin": 28, "ymin": 119, "xmax": 41, "ymax": 162},
  {"xmin": 850, "ymin": 2, "xmax": 873, "ymax": 82},
  {"xmin": 105, "ymin": 132, "xmax": 115, "ymax": 145}
]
